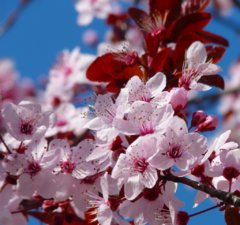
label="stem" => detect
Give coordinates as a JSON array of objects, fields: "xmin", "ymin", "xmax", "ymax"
[
  {"xmin": 188, "ymin": 204, "xmax": 222, "ymax": 218},
  {"xmin": 0, "ymin": 134, "xmax": 11, "ymax": 154},
  {"xmin": 188, "ymin": 85, "xmax": 240, "ymax": 105},
  {"xmin": 200, "ymin": 174, "xmax": 216, "ymax": 190},
  {"xmin": 188, "ymin": 126, "xmax": 193, "ymax": 131},
  {"xmin": 161, "ymin": 173, "xmax": 240, "ymax": 207},
  {"xmin": 17, "ymin": 142, "xmax": 23, "ymax": 153},
  {"xmin": 229, "ymin": 179, "xmax": 232, "ymax": 193},
  {"xmin": 120, "ymin": 197, "xmax": 126, "ymax": 202},
  {"xmin": 11, "ymin": 202, "xmax": 42, "ymax": 214},
  {"xmin": 59, "ymin": 199, "xmax": 73, "ymax": 206}
]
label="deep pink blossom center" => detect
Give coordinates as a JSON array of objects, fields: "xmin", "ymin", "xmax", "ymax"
[
  {"xmin": 167, "ymin": 145, "xmax": 183, "ymax": 159},
  {"xmin": 61, "ymin": 161, "xmax": 76, "ymax": 173},
  {"xmin": 20, "ymin": 121, "xmax": 34, "ymax": 135},
  {"xmin": 25, "ymin": 161, "xmax": 41, "ymax": 178},
  {"xmin": 133, "ymin": 158, "xmax": 149, "ymax": 173}
]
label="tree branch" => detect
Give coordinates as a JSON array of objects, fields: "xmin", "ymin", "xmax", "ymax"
[
  {"xmin": 0, "ymin": 0, "xmax": 32, "ymax": 38},
  {"xmin": 162, "ymin": 174, "xmax": 240, "ymax": 207},
  {"xmin": 188, "ymin": 84, "xmax": 240, "ymax": 105}
]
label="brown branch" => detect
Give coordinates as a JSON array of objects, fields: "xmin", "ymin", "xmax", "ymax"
[
  {"xmin": 162, "ymin": 173, "xmax": 240, "ymax": 207},
  {"xmin": 0, "ymin": 0, "xmax": 32, "ymax": 38},
  {"xmin": 188, "ymin": 84, "xmax": 240, "ymax": 105}
]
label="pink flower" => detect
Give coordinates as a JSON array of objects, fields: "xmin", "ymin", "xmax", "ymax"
[
  {"xmin": 49, "ymin": 139, "xmax": 99, "ymax": 201},
  {"xmin": 84, "ymin": 90, "xmax": 128, "ymax": 142},
  {"xmin": 75, "ymin": 0, "xmax": 112, "ymax": 26},
  {"xmin": 2, "ymin": 138, "xmax": 61, "ymax": 199},
  {"xmin": 83, "ymin": 172, "xmax": 128, "ymax": 225},
  {"xmin": 112, "ymin": 136, "xmax": 158, "ymax": 200},
  {"xmin": 1, "ymin": 101, "xmax": 57, "ymax": 141},
  {"xmin": 0, "ymin": 186, "xmax": 27, "ymax": 225},
  {"xmin": 169, "ymin": 87, "xmax": 187, "ymax": 115},
  {"xmin": 179, "ymin": 41, "xmax": 222, "ymax": 91},
  {"xmin": 125, "ymin": 72, "xmax": 170, "ymax": 107},
  {"xmin": 113, "ymin": 101, "xmax": 174, "ymax": 136},
  {"xmin": 149, "ymin": 117, "xmax": 207, "ymax": 171},
  {"xmin": 82, "ymin": 29, "xmax": 98, "ymax": 46}
]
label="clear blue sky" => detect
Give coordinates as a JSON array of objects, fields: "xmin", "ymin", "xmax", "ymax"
[{"xmin": 1, "ymin": 1, "xmax": 240, "ymax": 224}]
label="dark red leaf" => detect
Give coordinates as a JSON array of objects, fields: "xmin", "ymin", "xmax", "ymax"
[
  {"xmin": 198, "ymin": 74, "xmax": 225, "ymax": 90},
  {"xmin": 181, "ymin": 0, "xmax": 210, "ymax": 15},
  {"xmin": 107, "ymin": 13, "xmax": 128, "ymax": 25},
  {"xmin": 166, "ymin": 12, "xmax": 211, "ymax": 42},
  {"xmin": 206, "ymin": 46, "xmax": 226, "ymax": 64},
  {"xmin": 86, "ymin": 53, "xmax": 113, "ymax": 82},
  {"xmin": 225, "ymin": 207, "xmax": 240, "ymax": 225},
  {"xmin": 128, "ymin": 7, "xmax": 151, "ymax": 32},
  {"xmin": 165, "ymin": 0, "xmax": 182, "ymax": 27},
  {"xmin": 144, "ymin": 33, "xmax": 161, "ymax": 57},
  {"xmin": 149, "ymin": 0, "xmax": 180, "ymax": 15},
  {"xmin": 172, "ymin": 32, "xmax": 200, "ymax": 69},
  {"xmin": 105, "ymin": 78, "xmax": 129, "ymax": 93},
  {"xmin": 195, "ymin": 30, "xmax": 229, "ymax": 47},
  {"xmin": 149, "ymin": 47, "xmax": 172, "ymax": 76}
]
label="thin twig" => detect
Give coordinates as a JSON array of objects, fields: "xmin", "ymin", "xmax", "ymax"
[
  {"xmin": 0, "ymin": 0, "xmax": 32, "ymax": 38},
  {"xmin": 188, "ymin": 85, "xmax": 240, "ymax": 105},
  {"xmin": 162, "ymin": 174, "xmax": 240, "ymax": 207},
  {"xmin": 0, "ymin": 134, "xmax": 11, "ymax": 154}
]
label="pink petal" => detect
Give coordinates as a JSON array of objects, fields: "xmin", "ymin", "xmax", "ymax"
[
  {"xmin": 97, "ymin": 204, "xmax": 112, "ymax": 225},
  {"xmin": 147, "ymin": 72, "xmax": 166, "ymax": 97},
  {"xmin": 193, "ymin": 191, "xmax": 209, "ymax": 208},
  {"xmin": 17, "ymin": 174, "xmax": 35, "ymax": 199},
  {"xmin": 125, "ymin": 174, "xmax": 144, "ymax": 200}
]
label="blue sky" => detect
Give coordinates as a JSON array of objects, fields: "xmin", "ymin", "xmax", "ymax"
[{"xmin": 1, "ymin": 1, "xmax": 240, "ymax": 224}]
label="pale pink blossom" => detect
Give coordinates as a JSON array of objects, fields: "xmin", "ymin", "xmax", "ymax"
[
  {"xmin": 84, "ymin": 90, "xmax": 128, "ymax": 142},
  {"xmin": 45, "ymin": 103, "xmax": 89, "ymax": 137},
  {"xmin": 82, "ymin": 29, "xmax": 99, "ymax": 46},
  {"xmin": 113, "ymin": 101, "xmax": 174, "ymax": 136},
  {"xmin": 179, "ymin": 41, "xmax": 222, "ymax": 91},
  {"xmin": 1, "ymin": 101, "xmax": 57, "ymax": 141},
  {"xmin": 86, "ymin": 135, "xmax": 128, "ymax": 167},
  {"xmin": 125, "ymin": 72, "xmax": 170, "ymax": 107},
  {"xmin": 0, "ymin": 186, "xmax": 27, "ymax": 225},
  {"xmin": 2, "ymin": 138, "xmax": 61, "ymax": 199},
  {"xmin": 75, "ymin": 0, "xmax": 112, "ymax": 26},
  {"xmin": 149, "ymin": 117, "xmax": 207, "ymax": 171},
  {"xmin": 112, "ymin": 136, "xmax": 158, "ymax": 200},
  {"xmin": 83, "ymin": 172, "xmax": 128, "ymax": 225}
]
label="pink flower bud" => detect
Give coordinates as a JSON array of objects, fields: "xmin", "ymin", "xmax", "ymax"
[
  {"xmin": 42, "ymin": 200, "xmax": 59, "ymax": 213},
  {"xmin": 191, "ymin": 110, "xmax": 207, "ymax": 127},
  {"xmin": 196, "ymin": 115, "xmax": 219, "ymax": 132},
  {"xmin": 169, "ymin": 87, "xmax": 187, "ymax": 115},
  {"xmin": 177, "ymin": 211, "xmax": 189, "ymax": 225}
]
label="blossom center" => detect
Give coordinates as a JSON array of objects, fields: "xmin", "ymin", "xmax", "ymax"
[
  {"xmin": 61, "ymin": 161, "xmax": 76, "ymax": 173},
  {"xmin": 167, "ymin": 145, "xmax": 183, "ymax": 159},
  {"xmin": 25, "ymin": 161, "xmax": 41, "ymax": 178},
  {"xmin": 133, "ymin": 158, "xmax": 149, "ymax": 173},
  {"xmin": 20, "ymin": 121, "xmax": 34, "ymax": 135}
]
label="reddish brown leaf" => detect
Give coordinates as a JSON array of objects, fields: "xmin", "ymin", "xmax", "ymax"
[
  {"xmin": 196, "ymin": 30, "xmax": 229, "ymax": 47},
  {"xmin": 181, "ymin": 0, "xmax": 210, "ymax": 15},
  {"xmin": 144, "ymin": 33, "xmax": 161, "ymax": 57},
  {"xmin": 225, "ymin": 207, "xmax": 240, "ymax": 225},
  {"xmin": 86, "ymin": 53, "xmax": 113, "ymax": 82},
  {"xmin": 165, "ymin": 0, "xmax": 182, "ymax": 27},
  {"xmin": 198, "ymin": 74, "xmax": 225, "ymax": 90},
  {"xmin": 172, "ymin": 32, "xmax": 200, "ymax": 69},
  {"xmin": 107, "ymin": 13, "xmax": 128, "ymax": 25},
  {"xmin": 105, "ymin": 78, "xmax": 129, "ymax": 93},
  {"xmin": 166, "ymin": 12, "xmax": 211, "ymax": 42},
  {"xmin": 149, "ymin": 0, "xmax": 180, "ymax": 15},
  {"xmin": 128, "ymin": 7, "xmax": 151, "ymax": 32},
  {"xmin": 149, "ymin": 47, "xmax": 172, "ymax": 76},
  {"xmin": 206, "ymin": 46, "xmax": 226, "ymax": 64}
]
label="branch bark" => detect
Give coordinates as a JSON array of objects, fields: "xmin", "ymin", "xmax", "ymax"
[{"xmin": 162, "ymin": 173, "xmax": 240, "ymax": 207}]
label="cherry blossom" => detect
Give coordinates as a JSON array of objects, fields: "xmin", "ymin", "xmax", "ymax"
[
  {"xmin": 84, "ymin": 90, "xmax": 128, "ymax": 142},
  {"xmin": 2, "ymin": 138, "xmax": 61, "ymax": 199},
  {"xmin": 124, "ymin": 72, "xmax": 170, "ymax": 107},
  {"xmin": 112, "ymin": 135, "xmax": 159, "ymax": 200},
  {"xmin": 179, "ymin": 41, "xmax": 222, "ymax": 91},
  {"xmin": 113, "ymin": 101, "xmax": 174, "ymax": 136},
  {"xmin": 149, "ymin": 116, "xmax": 207, "ymax": 171},
  {"xmin": 1, "ymin": 101, "xmax": 57, "ymax": 141}
]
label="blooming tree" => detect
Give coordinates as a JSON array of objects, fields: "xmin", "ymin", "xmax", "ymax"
[{"xmin": 1, "ymin": 0, "xmax": 240, "ymax": 225}]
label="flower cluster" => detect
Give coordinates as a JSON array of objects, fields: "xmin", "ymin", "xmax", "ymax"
[{"xmin": 1, "ymin": 0, "xmax": 239, "ymax": 225}]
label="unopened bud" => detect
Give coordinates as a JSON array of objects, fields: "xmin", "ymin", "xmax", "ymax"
[
  {"xmin": 191, "ymin": 110, "xmax": 206, "ymax": 127},
  {"xmin": 196, "ymin": 115, "xmax": 219, "ymax": 132},
  {"xmin": 108, "ymin": 197, "xmax": 120, "ymax": 211},
  {"xmin": 177, "ymin": 211, "xmax": 189, "ymax": 225},
  {"xmin": 169, "ymin": 87, "xmax": 187, "ymax": 115},
  {"xmin": 42, "ymin": 200, "xmax": 59, "ymax": 213},
  {"xmin": 223, "ymin": 167, "xmax": 240, "ymax": 181}
]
